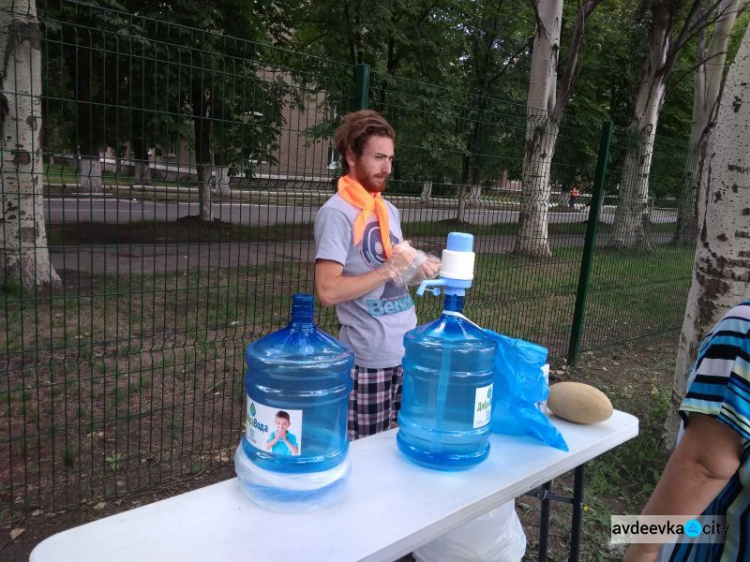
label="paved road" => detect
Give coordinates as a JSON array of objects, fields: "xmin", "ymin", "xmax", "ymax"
[
  {"xmin": 44, "ymin": 197, "xmax": 677, "ymax": 226},
  {"xmin": 45, "ymin": 196, "xmax": 678, "ymax": 275}
]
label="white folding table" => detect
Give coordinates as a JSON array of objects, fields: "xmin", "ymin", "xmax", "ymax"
[{"xmin": 31, "ymin": 410, "xmax": 638, "ymax": 562}]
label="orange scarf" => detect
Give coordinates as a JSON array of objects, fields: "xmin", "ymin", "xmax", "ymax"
[{"xmin": 337, "ymin": 175, "xmax": 392, "ymax": 259}]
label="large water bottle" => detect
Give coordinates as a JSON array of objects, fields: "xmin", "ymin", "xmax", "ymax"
[
  {"xmin": 234, "ymin": 293, "xmax": 354, "ymax": 512},
  {"xmin": 397, "ymin": 233, "xmax": 497, "ymax": 470}
]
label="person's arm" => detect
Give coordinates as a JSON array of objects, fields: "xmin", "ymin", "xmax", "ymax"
[
  {"xmin": 315, "ymin": 242, "xmax": 417, "ymax": 307},
  {"xmin": 315, "ymin": 259, "xmax": 394, "ymax": 307},
  {"xmin": 623, "ymin": 413, "xmax": 742, "ymax": 562}
]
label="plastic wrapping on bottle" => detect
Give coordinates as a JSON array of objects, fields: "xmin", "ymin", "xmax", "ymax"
[{"xmin": 234, "ymin": 445, "xmax": 350, "ymax": 513}]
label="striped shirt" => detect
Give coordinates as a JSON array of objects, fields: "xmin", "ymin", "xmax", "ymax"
[{"xmin": 661, "ymin": 300, "xmax": 750, "ymax": 562}]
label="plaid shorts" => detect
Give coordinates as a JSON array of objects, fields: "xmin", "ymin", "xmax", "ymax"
[{"xmin": 347, "ymin": 364, "xmax": 404, "ymax": 441}]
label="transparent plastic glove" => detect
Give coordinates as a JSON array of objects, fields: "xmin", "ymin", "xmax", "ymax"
[
  {"xmin": 383, "ymin": 241, "xmax": 419, "ymax": 284},
  {"xmin": 411, "ymin": 254, "xmax": 441, "ymax": 285}
]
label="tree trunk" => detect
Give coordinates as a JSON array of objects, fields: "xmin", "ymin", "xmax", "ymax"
[
  {"xmin": 69, "ymin": 28, "xmax": 102, "ymax": 194},
  {"xmin": 516, "ymin": 119, "xmax": 560, "ymax": 257},
  {"xmin": 673, "ymin": 0, "xmax": 740, "ymax": 243},
  {"xmin": 514, "ymin": 0, "xmax": 563, "ymax": 258},
  {"xmin": 79, "ymin": 155, "xmax": 103, "ymax": 193},
  {"xmin": 131, "ymin": 137, "xmax": 152, "ymax": 186},
  {"xmin": 191, "ymin": 83, "xmax": 213, "ymax": 222},
  {"xmin": 456, "ymin": 184, "xmax": 467, "ymax": 223},
  {"xmin": 612, "ymin": 2, "xmax": 671, "ymax": 251},
  {"xmin": 0, "ymin": 0, "xmax": 61, "ymax": 289},
  {"xmin": 214, "ymin": 167, "xmax": 230, "ymax": 195},
  {"xmin": 213, "ymin": 151, "xmax": 231, "ymax": 196},
  {"xmin": 663, "ymin": 22, "xmax": 750, "ymax": 450},
  {"xmin": 468, "ymin": 184, "xmax": 482, "ymax": 207},
  {"xmin": 559, "ymin": 189, "xmax": 570, "ymax": 208},
  {"xmin": 420, "ymin": 180, "xmax": 433, "ymax": 204}
]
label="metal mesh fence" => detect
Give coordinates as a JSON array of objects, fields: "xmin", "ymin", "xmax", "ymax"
[
  {"xmin": 1, "ymin": 1, "xmax": 695, "ymax": 520},
  {"xmin": 578, "ymin": 128, "xmax": 695, "ymax": 354}
]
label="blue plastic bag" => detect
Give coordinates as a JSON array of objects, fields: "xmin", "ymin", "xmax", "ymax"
[{"xmin": 485, "ymin": 330, "xmax": 568, "ymax": 452}]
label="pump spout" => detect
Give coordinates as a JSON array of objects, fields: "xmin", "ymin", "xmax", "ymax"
[{"xmin": 416, "ymin": 278, "xmax": 447, "ymax": 297}]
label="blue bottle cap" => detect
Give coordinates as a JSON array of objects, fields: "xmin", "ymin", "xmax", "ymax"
[{"xmin": 446, "ymin": 232, "xmax": 474, "ymax": 253}]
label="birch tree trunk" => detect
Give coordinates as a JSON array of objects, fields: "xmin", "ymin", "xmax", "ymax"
[
  {"xmin": 456, "ymin": 184, "xmax": 467, "ymax": 223},
  {"xmin": 0, "ymin": 0, "xmax": 61, "ymax": 289},
  {"xmin": 612, "ymin": 2, "xmax": 671, "ymax": 251},
  {"xmin": 468, "ymin": 184, "xmax": 482, "ymax": 207},
  {"xmin": 663, "ymin": 23, "xmax": 750, "ymax": 450},
  {"xmin": 420, "ymin": 179, "xmax": 432, "ymax": 204},
  {"xmin": 79, "ymin": 155, "xmax": 103, "ymax": 193},
  {"xmin": 192, "ymin": 83, "xmax": 213, "ymax": 222},
  {"xmin": 514, "ymin": 0, "xmax": 563, "ymax": 258},
  {"xmin": 673, "ymin": 0, "xmax": 741, "ymax": 242},
  {"xmin": 213, "ymin": 151, "xmax": 230, "ymax": 196},
  {"xmin": 214, "ymin": 166, "xmax": 231, "ymax": 195}
]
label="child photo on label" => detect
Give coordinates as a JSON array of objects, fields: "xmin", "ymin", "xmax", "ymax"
[{"xmin": 266, "ymin": 410, "xmax": 300, "ymax": 456}]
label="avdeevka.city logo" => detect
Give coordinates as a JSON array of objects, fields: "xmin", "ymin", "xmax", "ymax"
[
  {"xmin": 610, "ymin": 515, "xmax": 728, "ymax": 544},
  {"xmin": 685, "ymin": 519, "xmax": 702, "ymax": 538}
]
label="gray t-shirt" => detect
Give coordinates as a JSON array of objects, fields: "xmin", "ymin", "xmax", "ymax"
[{"xmin": 314, "ymin": 193, "xmax": 417, "ymax": 368}]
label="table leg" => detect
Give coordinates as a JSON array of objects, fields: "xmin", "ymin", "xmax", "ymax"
[
  {"xmin": 538, "ymin": 480, "xmax": 552, "ymax": 562},
  {"xmin": 568, "ymin": 465, "xmax": 586, "ymax": 562}
]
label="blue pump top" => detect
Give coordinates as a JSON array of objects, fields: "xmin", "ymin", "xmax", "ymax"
[
  {"xmin": 446, "ymin": 232, "xmax": 473, "ymax": 252},
  {"xmin": 417, "ymin": 232, "xmax": 474, "ymax": 298}
]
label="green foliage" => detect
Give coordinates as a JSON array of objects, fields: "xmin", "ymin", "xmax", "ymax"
[{"xmin": 39, "ymin": 0, "xmax": 294, "ymax": 178}]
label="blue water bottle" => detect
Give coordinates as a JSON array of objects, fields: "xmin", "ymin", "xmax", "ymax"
[
  {"xmin": 234, "ymin": 293, "xmax": 354, "ymax": 511},
  {"xmin": 397, "ymin": 233, "xmax": 497, "ymax": 470}
]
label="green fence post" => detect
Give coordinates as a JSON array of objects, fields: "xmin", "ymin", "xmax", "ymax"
[
  {"xmin": 567, "ymin": 120, "xmax": 613, "ymax": 366},
  {"xmin": 353, "ymin": 64, "xmax": 370, "ymax": 110}
]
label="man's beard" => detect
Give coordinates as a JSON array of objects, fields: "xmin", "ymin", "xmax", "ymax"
[{"xmin": 360, "ymin": 176, "xmax": 386, "ymax": 193}]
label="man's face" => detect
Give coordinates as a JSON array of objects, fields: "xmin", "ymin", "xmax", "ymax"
[
  {"xmin": 275, "ymin": 417, "xmax": 290, "ymax": 434},
  {"xmin": 347, "ymin": 135, "xmax": 394, "ymax": 193}
]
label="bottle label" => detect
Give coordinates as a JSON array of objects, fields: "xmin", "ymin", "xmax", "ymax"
[
  {"xmin": 473, "ymin": 384, "xmax": 493, "ymax": 428},
  {"xmin": 245, "ymin": 397, "xmax": 303, "ymax": 456},
  {"xmin": 536, "ymin": 364, "xmax": 550, "ymax": 412}
]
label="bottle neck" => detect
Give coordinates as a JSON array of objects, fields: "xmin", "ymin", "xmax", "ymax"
[
  {"xmin": 290, "ymin": 294, "xmax": 315, "ymax": 326},
  {"xmin": 443, "ymin": 294, "xmax": 464, "ymax": 313}
]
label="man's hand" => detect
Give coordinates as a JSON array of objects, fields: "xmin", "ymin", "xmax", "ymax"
[
  {"xmin": 385, "ymin": 241, "xmax": 418, "ymax": 283},
  {"xmin": 414, "ymin": 255, "xmax": 440, "ymax": 283}
]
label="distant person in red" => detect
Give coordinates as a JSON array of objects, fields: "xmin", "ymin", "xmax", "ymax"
[{"xmin": 569, "ymin": 186, "xmax": 580, "ymax": 208}]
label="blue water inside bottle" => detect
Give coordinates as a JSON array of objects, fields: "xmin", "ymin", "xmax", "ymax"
[
  {"xmin": 234, "ymin": 294, "xmax": 354, "ymax": 511},
  {"xmin": 397, "ymin": 294, "xmax": 497, "ymax": 470}
]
